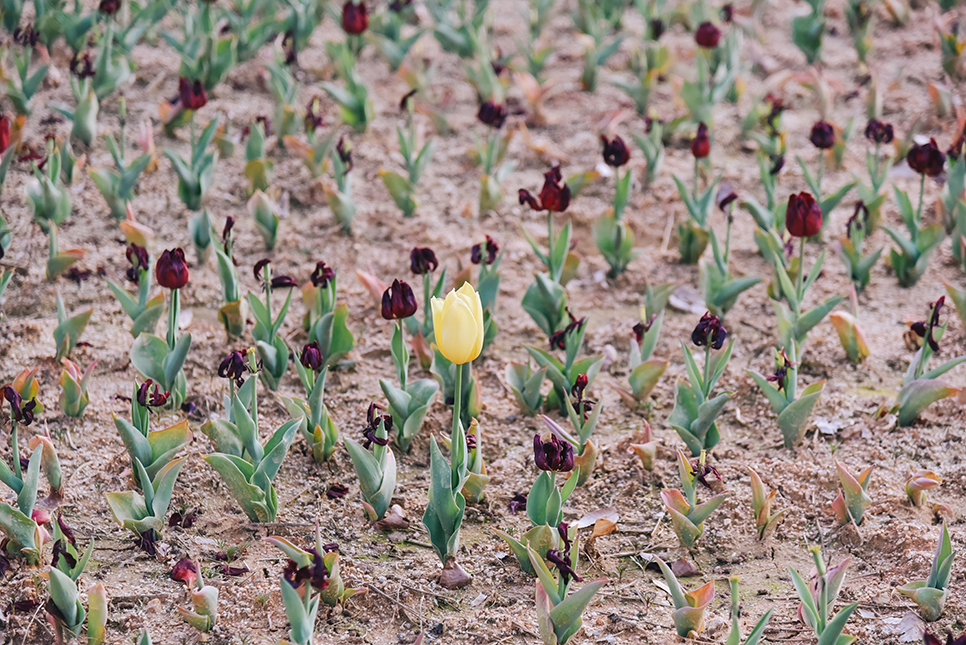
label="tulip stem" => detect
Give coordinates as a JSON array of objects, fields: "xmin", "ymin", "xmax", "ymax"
[
  {"xmin": 872, "ymin": 141, "xmax": 880, "ymax": 190},
  {"xmin": 11, "ymin": 421, "xmax": 20, "ymax": 481},
  {"xmin": 422, "ymin": 272, "xmax": 432, "ymax": 335},
  {"xmin": 166, "ymin": 288, "xmax": 180, "ymax": 351},
  {"xmin": 916, "ymin": 173, "xmax": 925, "ymax": 224},
  {"xmin": 816, "ymin": 152, "xmax": 824, "ymax": 205},
  {"xmin": 547, "ymin": 210, "xmax": 555, "ymax": 278},
  {"xmin": 397, "ymin": 320, "xmax": 408, "ymax": 391},
  {"xmin": 452, "ymin": 362, "xmax": 463, "ymax": 441},
  {"xmin": 795, "ymin": 236, "xmax": 806, "ymax": 313},
  {"xmin": 692, "ymin": 156, "xmax": 699, "ymax": 200},
  {"xmin": 702, "ymin": 343, "xmax": 712, "ymax": 400}
]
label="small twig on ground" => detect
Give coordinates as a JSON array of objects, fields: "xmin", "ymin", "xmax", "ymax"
[{"xmin": 368, "ymin": 584, "xmax": 427, "ymax": 623}]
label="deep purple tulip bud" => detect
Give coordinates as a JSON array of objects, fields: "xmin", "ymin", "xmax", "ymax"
[
  {"xmin": 477, "ymin": 101, "xmax": 507, "ymax": 129},
  {"xmin": 786, "ymin": 191, "xmax": 822, "ymax": 238},
  {"xmin": 155, "ymin": 248, "xmax": 189, "ymax": 290},
  {"xmin": 601, "ymin": 135, "xmax": 631, "ymax": 167},
  {"xmin": 695, "ymin": 21, "xmax": 721, "ymax": 48},
  {"xmin": 690, "ymin": 123, "xmax": 710, "ymax": 158},
  {"xmin": 809, "ymin": 121, "xmax": 835, "ymax": 150},
  {"xmin": 300, "ymin": 341, "xmax": 324, "ymax": 372},
  {"xmin": 381, "ymin": 279, "xmax": 418, "ymax": 320},
  {"xmin": 410, "ymin": 247, "xmax": 439, "ymax": 275}
]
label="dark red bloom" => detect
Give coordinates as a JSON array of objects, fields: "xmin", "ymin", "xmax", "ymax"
[
  {"xmin": 178, "ymin": 78, "xmax": 207, "ymax": 111},
  {"xmin": 691, "ymin": 312, "xmax": 728, "ymax": 350},
  {"xmin": 846, "ymin": 201, "xmax": 869, "ymax": 238},
  {"xmin": 169, "ymin": 508, "xmax": 199, "ymax": 528},
  {"xmin": 0, "ymin": 115, "xmax": 9, "ymax": 154},
  {"xmin": 51, "ymin": 539, "xmax": 77, "ymax": 572},
  {"xmin": 126, "ymin": 243, "xmax": 149, "ymax": 284},
  {"xmin": 99, "ymin": 0, "xmax": 121, "ymax": 13},
  {"xmin": 907, "ymin": 139, "xmax": 946, "ymax": 177},
  {"xmin": 341, "ymin": 1, "xmax": 369, "ymax": 34},
  {"xmin": 690, "ymin": 123, "xmax": 710, "ymax": 158},
  {"xmin": 809, "ymin": 121, "xmax": 835, "ymax": 150},
  {"xmin": 471, "ymin": 235, "xmax": 499, "ymax": 265},
  {"xmin": 3, "ymin": 386, "xmax": 36, "ymax": 425},
  {"xmin": 156, "ymin": 248, "xmax": 189, "ymax": 289},
  {"xmin": 410, "ymin": 247, "xmax": 438, "ymax": 275},
  {"xmin": 56, "ymin": 515, "xmax": 76, "ymax": 546},
  {"xmin": 477, "ymin": 101, "xmax": 507, "ymax": 129},
  {"xmin": 12, "ymin": 26, "xmax": 39, "ymax": 48},
  {"xmin": 218, "ymin": 350, "xmax": 248, "ymax": 385},
  {"xmin": 172, "ymin": 558, "xmax": 199, "ymax": 587},
  {"xmin": 601, "ymin": 135, "xmax": 630, "ymax": 167},
  {"xmin": 311, "ymin": 261, "xmax": 335, "ymax": 288},
  {"xmin": 137, "ymin": 379, "xmax": 170, "ymax": 408},
  {"xmin": 533, "ymin": 434, "xmax": 574, "ymax": 472},
  {"xmin": 381, "ymin": 279, "xmax": 417, "ymax": 320},
  {"xmin": 864, "ymin": 119, "xmax": 894, "ymax": 145},
  {"xmin": 519, "ymin": 165, "xmax": 571, "ymax": 213},
  {"xmin": 765, "ymin": 348, "xmax": 795, "ymax": 392},
  {"xmin": 694, "ymin": 22, "xmax": 721, "ymax": 48},
  {"xmin": 253, "ymin": 259, "xmax": 271, "ymax": 281},
  {"xmin": 300, "ymin": 341, "xmax": 324, "ymax": 371},
  {"xmin": 786, "ymin": 191, "xmax": 822, "ymax": 238},
  {"xmin": 571, "ymin": 373, "xmax": 594, "ymax": 421},
  {"xmin": 270, "ymin": 275, "xmax": 299, "ymax": 289}
]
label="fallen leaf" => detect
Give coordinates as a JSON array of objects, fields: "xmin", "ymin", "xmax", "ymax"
[
  {"xmin": 576, "ymin": 507, "xmax": 619, "ymax": 529},
  {"xmin": 670, "ymin": 558, "xmax": 701, "ymax": 577}
]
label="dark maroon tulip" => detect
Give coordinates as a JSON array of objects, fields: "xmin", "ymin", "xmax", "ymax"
[
  {"xmin": 601, "ymin": 135, "xmax": 630, "ymax": 167},
  {"xmin": 178, "ymin": 78, "xmax": 207, "ymax": 111},
  {"xmin": 69, "ymin": 52, "xmax": 95, "ymax": 79},
  {"xmin": 691, "ymin": 312, "xmax": 728, "ymax": 350},
  {"xmin": 13, "ymin": 26, "xmax": 39, "ymax": 48},
  {"xmin": 864, "ymin": 119, "xmax": 894, "ymax": 144},
  {"xmin": 155, "ymin": 248, "xmax": 189, "ymax": 290},
  {"xmin": 410, "ymin": 247, "xmax": 438, "ymax": 275},
  {"xmin": 508, "ymin": 492, "xmax": 527, "ymax": 514},
  {"xmin": 326, "ymin": 482, "xmax": 349, "ymax": 498},
  {"xmin": 846, "ymin": 201, "xmax": 869, "ymax": 238},
  {"xmin": 765, "ymin": 348, "xmax": 794, "ymax": 392},
  {"xmin": 271, "ymin": 275, "xmax": 298, "ymax": 289},
  {"xmin": 253, "ymin": 259, "xmax": 271, "ymax": 281},
  {"xmin": 137, "ymin": 379, "xmax": 170, "ymax": 408},
  {"xmin": 126, "ymin": 243, "xmax": 149, "ymax": 284},
  {"xmin": 341, "ymin": 0, "xmax": 368, "ymax": 34},
  {"xmin": 218, "ymin": 350, "xmax": 247, "ymax": 384},
  {"xmin": 720, "ymin": 4, "xmax": 733, "ymax": 22},
  {"xmin": 471, "ymin": 235, "xmax": 499, "ymax": 265},
  {"xmin": 690, "ymin": 123, "xmax": 710, "ymax": 158},
  {"xmin": 716, "ymin": 183, "xmax": 738, "ymax": 211},
  {"xmin": 311, "ymin": 261, "xmax": 334, "ymax": 288},
  {"xmin": 381, "ymin": 279, "xmax": 417, "ymax": 320},
  {"xmin": 172, "ymin": 558, "xmax": 198, "ymax": 587},
  {"xmin": 305, "ymin": 96, "xmax": 323, "ymax": 134},
  {"xmin": 809, "ymin": 121, "xmax": 835, "ymax": 150},
  {"xmin": 786, "ymin": 191, "xmax": 822, "ymax": 238},
  {"xmin": 546, "ymin": 548, "xmax": 582, "ymax": 583},
  {"xmin": 548, "ymin": 309, "xmax": 585, "ymax": 350},
  {"xmin": 99, "ymin": 0, "xmax": 121, "ymax": 14},
  {"xmin": 362, "ymin": 402, "xmax": 392, "ymax": 449},
  {"xmin": 300, "ymin": 341, "xmax": 324, "ymax": 372},
  {"xmin": 477, "ymin": 100, "xmax": 507, "ymax": 129},
  {"xmin": 283, "ymin": 549, "xmax": 329, "ymax": 592},
  {"xmin": 519, "ymin": 165, "xmax": 571, "ymax": 213},
  {"xmin": 56, "ymin": 515, "xmax": 76, "ymax": 545},
  {"xmin": 694, "ymin": 21, "xmax": 721, "ymax": 48},
  {"xmin": 3, "ymin": 386, "xmax": 35, "ymax": 425},
  {"xmin": 533, "ymin": 434, "xmax": 574, "ymax": 472},
  {"xmin": 169, "ymin": 508, "xmax": 199, "ymax": 528},
  {"xmin": 465, "ymin": 432, "xmax": 477, "ymax": 451},
  {"xmin": 0, "ymin": 115, "xmax": 10, "ymax": 154},
  {"xmin": 907, "ymin": 139, "xmax": 946, "ymax": 177},
  {"xmin": 649, "ymin": 18, "xmax": 665, "ymax": 39},
  {"xmin": 910, "ymin": 296, "xmax": 945, "ymax": 353},
  {"xmin": 571, "ymin": 373, "xmax": 593, "ymax": 420}
]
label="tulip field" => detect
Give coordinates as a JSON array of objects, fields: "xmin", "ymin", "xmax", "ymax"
[{"xmin": 3, "ymin": 0, "xmax": 966, "ymax": 642}]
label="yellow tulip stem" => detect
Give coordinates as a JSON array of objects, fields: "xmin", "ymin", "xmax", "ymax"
[{"xmin": 452, "ymin": 362, "xmax": 463, "ymax": 441}]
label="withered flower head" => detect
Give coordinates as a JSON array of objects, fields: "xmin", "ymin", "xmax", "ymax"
[
  {"xmin": 765, "ymin": 348, "xmax": 795, "ymax": 392},
  {"xmin": 716, "ymin": 182, "xmax": 738, "ymax": 211},
  {"xmin": 218, "ymin": 350, "xmax": 248, "ymax": 386},
  {"xmin": 907, "ymin": 139, "xmax": 946, "ymax": 177},
  {"xmin": 864, "ymin": 119, "xmax": 894, "ymax": 145},
  {"xmin": 910, "ymin": 296, "xmax": 945, "ymax": 353},
  {"xmin": 362, "ymin": 402, "xmax": 392, "ymax": 449},
  {"xmin": 69, "ymin": 52, "xmax": 95, "ymax": 79},
  {"xmin": 271, "ymin": 275, "xmax": 299, "ymax": 289},
  {"xmin": 694, "ymin": 21, "xmax": 721, "ymax": 48},
  {"xmin": 549, "ymin": 308, "xmax": 586, "ymax": 350},
  {"xmin": 381, "ymin": 279, "xmax": 417, "ymax": 320},
  {"xmin": 533, "ymin": 434, "xmax": 574, "ymax": 472},
  {"xmin": 546, "ymin": 549, "xmax": 582, "ymax": 584},
  {"xmin": 809, "ymin": 121, "xmax": 835, "ymax": 150},
  {"xmin": 846, "ymin": 201, "xmax": 869, "ymax": 238},
  {"xmin": 508, "ymin": 492, "xmax": 527, "ymax": 514},
  {"xmin": 948, "ymin": 126, "xmax": 966, "ymax": 160},
  {"xmin": 326, "ymin": 482, "xmax": 349, "ymax": 498},
  {"xmin": 304, "ymin": 96, "xmax": 324, "ymax": 134},
  {"xmin": 283, "ymin": 548, "xmax": 329, "ymax": 592},
  {"xmin": 601, "ymin": 135, "xmax": 630, "ymax": 167},
  {"xmin": 172, "ymin": 557, "xmax": 199, "ymax": 587},
  {"xmin": 253, "ymin": 259, "xmax": 271, "ymax": 281},
  {"xmin": 311, "ymin": 261, "xmax": 335, "ymax": 288},
  {"xmin": 137, "ymin": 379, "xmax": 170, "ymax": 408},
  {"xmin": 785, "ymin": 191, "xmax": 822, "ymax": 238},
  {"xmin": 336, "ymin": 136, "xmax": 353, "ymax": 172},
  {"xmin": 477, "ymin": 101, "xmax": 507, "ymax": 129},
  {"xmin": 13, "ymin": 26, "xmax": 39, "ymax": 48},
  {"xmin": 923, "ymin": 629, "xmax": 966, "ymax": 645},
  {"xmin": 156, "ymin": 248, "xmax": 189, "ymax": 290},
  {"xmin": 769, "ymin": 154, "xmax": 785, "ymax": 176},
  {"xmin": 720, "ymin": 4, "xmax": 734, "ymax": 22},
  {"xmin": 690, "ymin": 123, "xmax": 710, "ymax": 159},
  {"xmin": 3, "ymin": 386, "xmax": 36, "ymax": 426},
  {"xmin": 126, "ymin": 244, "xmax": 149, "ymax": 284},
  {"xmin": 650, "ymin": 18, "xmax": 665, "ymax": 39},
  {"xmin": 300, "ymin": 341, "xmax": 324, "ymax": 372},
  {"xmin": 410, "ymin": 247, "xmax": 439, "ymax": 275},
  {"xmin": 519, "ymin": 165, "xmax": 571, "ymax": 213},
  {"xmin": 691, "ymin": 311, "xmax": 728, "ymax": 350},
  {"xmin": 178, "ymin": 77, "xmax": 208, "ymax": 111},
  {"xmin": 570, "ymin": 373, "xmax": 594, "ymax": 421},
  {"xmin": 471, "ymin": 235, "xmax": 499, "ymax": 265},
  {"xmin": 690, "ymin": 457, "xmax": 721, "ymax": 489},
  {"xmin": 341, "ymin": 0, "xmax": 369, "ymax": 35}
]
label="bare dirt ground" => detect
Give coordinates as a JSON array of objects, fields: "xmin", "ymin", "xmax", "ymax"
[{"xmin": 2, "ymin": 0, "xmax": 966, "ymax": 643}]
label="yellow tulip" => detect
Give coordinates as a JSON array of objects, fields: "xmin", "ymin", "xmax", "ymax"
[{"xmin": 432, "ymin": 283, "xmax": 485, "ymax": 365}]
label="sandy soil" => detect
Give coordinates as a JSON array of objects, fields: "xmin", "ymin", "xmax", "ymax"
[{"xmin": 2, "ymin": 0, "xmax": 966, "ymax": 643}]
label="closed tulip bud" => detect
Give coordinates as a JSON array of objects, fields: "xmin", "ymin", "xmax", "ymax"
[
  {"xmin": 410, "ymin": 247, "xmax": 438, "ymax": 275},
  {"xmin": 431, "ymin": 283, "xmax": 485, "ymax": 365},
  {"xmin": 155, "ymin": 248, "xmax": 189, "ymax": 289},
  {"xmin": 690, "ymin": 123, "xmax": 710, "ymax": 158},
  {"xmin": 695, "ymin": 21, "xmax": 721, "ymax": 47},
  {"xmin": 477, "ymin": 101, "xmax": 507, "ymax": 129},
  {"xmin": 601, "ymin": 135, "xmax": 630, "ymax": 167},
  {"xmin": 98, "ymin": 0, "xmax": 121, "ymax": 14},
  {"xmin": 382, "ymin": 279, "xmax": 418, "ymax": 320},
  {"xmin": 785, "ymin": 191, "xmax": 822, "ymax": 238},
  {"xmin": 300, "ymin": 341, "xmax": 324, "ymax": 371},
  {"xmin": 907, "ymin": 139, "xmax": 946, "ymax": 177},
  {"xmin": 341, "ymin": 0, "xmax": 368, "ymax": 34},
  {"xmin": 864, "ymin": 119, "xmax": 894, "ymax": 144},
  {"xmin": 179, "ymin": 78, "xmax": 207, "ymax": 111},
  {"xmin": 809, "ymin": 121, "xmax": 835, "ymax": 149}
]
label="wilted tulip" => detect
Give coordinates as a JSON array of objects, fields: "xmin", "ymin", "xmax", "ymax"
[
  {"xmin": 178, "ymin": 78, "xmax": 208, "ymax": 111},
  {"xmin": 137, "ymin": 379, "xmax": 170, "ymax": 408},
  {"xmin": 471, "ymin": 236, "xmax": 499, "ymax": 265},
  {"xmin": 381, "ymin": 279, "xmax": 417, "ymax": 320},
  {"xmin": 864, "ymin": 119, "xmax": 894, "ymax": 144},
  {"xmin": 518, "ymin": 165, "xmax": 571, "ymax": 212},
  {"xmin": 691, "ymin": 312, "xmax": 727, "ymax": 350},
  {"xmin": 304, "ymin": 96, "xmax": 324, "ymax": 134},
  {"xmin": 126, "ymin": 244, "xmax": 149, "ymax": 284},
  {"xmin": 0, "ymin": 115, "xmax": 10, "ymax": 154},
  {"xmin": 98, "ymin": 0, "xmax": 121, "ymax": 14},
  {"xmin": 601, "ymin": 135, "xmax": 630, "ymax": 167},
  {"xmin": 809, "ymin": 121, "xmax": 835, "ymax": 150},
  {"xmin": 716, "ymin": 183, "xmax": 738, "ymax": 211},
  {"xmin": 311, "ymin": 261, "xmax": 334, "ymax": 288},
  {"xmin": 477, "ymin": 101, "xmax": 507, "ymax": 129},
  {"xmin": 694, "ymin": 21, "xmax": 721, "ymax": 48},
  {"xmin": 431, "ymin": 283, "xmax": 485, "ymax": 365},
  {"xmin": 156, "ymin": 248, "xmax": 189, "ymax": 290},
  {"xmin": 690, "ymin": 123, "xmax": 710, "ymax": 158},
  {"xmin": 271, "ymin": 275, "xmax": 299, "ymax": 289},
  {"xmin": 410, "ymin": 247, "xmax": 438, "ymax": 275},
  {"xmin": 341, "ymin": 0, "xmax": 369, "ymax": 35},
  {"xmin": 909, "ymin": 296, "xmax": 945, "ymax": 352},
  {"xmin": 533, "ymin": 433, "xmax": 574, "ymax": 472},
  {"xmin": 907, "ymin": 139, "xmax": 946, "ymax": 177},
  {"xmin": 218, "ymin": 350, "xmax": 248, "ymax": 385},
  {"xmin": 786, "ymin": 192, "xmax": 822, "ymax": 238}
]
